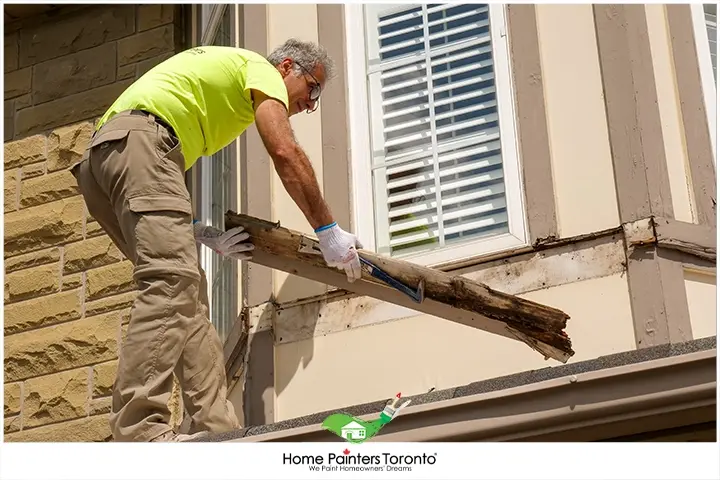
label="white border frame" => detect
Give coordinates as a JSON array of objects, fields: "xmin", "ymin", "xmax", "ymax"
[
  {"xmin": 690, "ymin": 3, "xmax": 717, "ymax": 167},
  {"xmin": 345, "ymin": 3, "xmax": 528, "ymax": 268}
]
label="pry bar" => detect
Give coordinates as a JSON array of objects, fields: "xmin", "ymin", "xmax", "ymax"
[
  {"xmin": 297, "ymin": 237, "xmax": 425, "ymax": 303},
  {"xmin": 359, "ymin": 257, "xmax": 425, "ymax": 304}
]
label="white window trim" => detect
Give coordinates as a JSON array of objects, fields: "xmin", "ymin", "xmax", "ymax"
[
  {"xmin": 345, "ymin": 3, "xmax": 528, "ymax": 269},
  {"xmin": 690, "ymin": 3, "xmax": 717, "ymax": 167},
  {"xmin": 196, "ymin": 3, "xmax": 229, "ymax": 313},
  {"xmin": 192, "ymin": 3, "xmax": 242, "ymax": 343},
  {"xmin": 346, "ymin": 5, "xmax": 378, "ymax": 253}
]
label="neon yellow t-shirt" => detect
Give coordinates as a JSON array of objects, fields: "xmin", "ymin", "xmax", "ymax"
[{"xmin": 96, "ymin": 46, "xmax": 289, "ymax": 170}]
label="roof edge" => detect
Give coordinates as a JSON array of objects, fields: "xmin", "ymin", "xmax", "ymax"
[{"xmin": 199, "ymin": 337, "xmax": 717, "ymax": 442}]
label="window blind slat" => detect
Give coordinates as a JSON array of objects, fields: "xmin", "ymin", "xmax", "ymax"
[
  {"xmin": 384, "ymin": 116, "xmax": 432, "ymax": 134},
  {"xmin": 382, "ymin": 128, "xmax": 500, "ymax": 165},
  {"xmin": 389, "ymin": 182, "xmax": 505, "ymax": 218},
  {"xmin": 386, "ymin": 153, "xmax": 501, "ymax": 190},
  {"xmin": 383, "ymin": 102, "xmax": 429, "ymax": 121},
  {"xmin": 434, "ymin": 113, "xmax": 499, "ymax": 136},
  {"xmin": 381, "ymin": 88, "xmax": 429, "ymax": 108},
  {"xmin": 378, "ymin": 42, "xmax": 492, "ymax": 85},
  {"xmin": 377, "ymin": 8, "xmax": 423, "ymax": 28},
  {"xmin": 432, "ymin": 58, "xmax": 494, "ymax": 82},
  {"xmin": 426, "ymin": 7, "xmax": 488, "ymax": 28},
  {"xmin": 379, "ymin": 36, "xmax": 426, "ymax": 56},
  {"xmin": 434, "ymin": 99, "xmax": 497, "ymax": 122},
  {"xmin": 389, "ymin": 229, "xmax": 438, "ymax": 248},
  {"xmin": 390, "ymin": 197, "xmax": 507, "ymax": 233},
  {"xmin": 386, "ymin": 140, "xmax": 501, "ymax": 176},
  {"xmin": 378, "ymin": 4, "xmax": 489, "ymax": 31},
  {"xmin": 379, "ymin": 32, "xmax": 494, "ymax": 67},
  {"xmin": 381, "ymin": 61, "xmax": 426, "ymax": 81},
  {"xmin": 381, "ymin": 58, "xmax": 494, "ymax": 97},
  {"xmin": 388, "ymin": 210, "xmax": 507, "ymax": 247},
  {"xmin": 387, "ymin": 167, "xmax": 504, "ymax": 204},
  {"xmin": 385, "ymin": 113, "xmax": 498, "ymax": 149},
  {"xmin": 381, "ymin": 74, "xmax": 428, "ymax": 95},
  {"xmin": 379, "ymin": 23, "xmax": 425, "ymax": 41},
  {"xmin": 426, "ymin": 20, "xmax": 490, "ymax": 44},
  {"xmin": 431, "ymin": 72, "xmax": 495, "ymax": 94},
  {"xmin": 429, "ymin": 43, "xmax": 492, "ymax": 68},
  {"xmin": 433, "ymin": 86, "xmax": 495, "ymax": 108},
  {"xmin": 368, "ymin": 35, "xmax": 491, "ymax": 74},
  {"xmin": 442, "ymin": 211, "xmax": 508, "ymax": 237}
]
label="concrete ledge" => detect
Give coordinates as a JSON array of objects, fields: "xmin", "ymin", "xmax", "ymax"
[{"xmin": 197, "ymin": 336, "xmax": 716, "ymax": 442}]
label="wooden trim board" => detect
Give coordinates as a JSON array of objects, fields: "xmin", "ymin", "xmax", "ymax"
[
  {"xmin": 318, "ymin": 4, "xmax": 352, "ymax": 231},
  {"xmin": 507, "ymin": 4, "xmax": 558, "ymax": 244},
  {"xmin": 239, "ymin": 4, "xmax": 274, "ymax": 308},
  {"xmin": 667, "ymin": 4, "xmax": 717, "ymax": 227},
  {"xmin": 237, "ymin": 3, "xmax": 275, "ymax": 427},
  {"xmin": 269, "ymin": 233, "xmax": 626, "ymax": 346},
  {"xmin": 654, "ymin": 217, "xmax": 716, "ymax": 262},
  {"xmin": 593, "ymin": 4, "xmax": 674, "ymax": 223},
  {"xmin": 623, "ymin": 216, "xmax": 717, "ymax": 262},
  {"xmin": 225, "ymin": 211, "xmax": 574, "ymax": 363}
]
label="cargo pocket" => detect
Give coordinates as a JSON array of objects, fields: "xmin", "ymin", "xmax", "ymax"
[
  {"xmin": 128, "ymin": 194, "xmax": 192, "ymax": 216},
  {"xmin": 90, "ymin": 128, "xmax": 131, "ymax": 151},
  {"xmin": 126, "ymin": 193, "xmax": 199, "ymax": 280}
]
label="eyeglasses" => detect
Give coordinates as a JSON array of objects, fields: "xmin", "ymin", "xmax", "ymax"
[{"xmin": 295, "ymin": 61, "xmax": 322, "ymax": 113}]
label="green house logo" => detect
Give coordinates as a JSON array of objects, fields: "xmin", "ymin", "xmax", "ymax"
[{"xmin": 321, "ymin": 393, "xmax": 411, "ymax": 444}]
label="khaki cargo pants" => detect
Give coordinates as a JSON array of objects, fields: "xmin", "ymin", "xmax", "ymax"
[{"xmin": 70, "ymin": 110, "xmax": 240, "ymax": 442}]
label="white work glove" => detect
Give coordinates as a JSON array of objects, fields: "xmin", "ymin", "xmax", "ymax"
[
  {"xmin": 315, "ymin": 222, "xmax": 363, "ymax": 283},
  {"xmin": 193, "ymin": 223, "xmax": 254, "ymax": 260}
]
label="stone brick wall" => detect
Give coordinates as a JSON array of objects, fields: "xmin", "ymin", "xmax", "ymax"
[{"xmin": 4, "ymin": 4, "xmax": 187, "ymax": 442}]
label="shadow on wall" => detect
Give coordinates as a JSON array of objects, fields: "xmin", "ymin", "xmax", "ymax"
[{"xmin": 240, "ymin": 265, "xmax": 326, "ymax": 427}]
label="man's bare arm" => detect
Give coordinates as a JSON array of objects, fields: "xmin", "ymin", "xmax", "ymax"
[{"xmin": 252, "ymin": 90, "xmax": 334, "ymax": 230}]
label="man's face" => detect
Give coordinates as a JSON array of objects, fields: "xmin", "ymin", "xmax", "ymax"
[{"xmin": 277, "ymin": 58, "xmax": 326, "ymax": 116}]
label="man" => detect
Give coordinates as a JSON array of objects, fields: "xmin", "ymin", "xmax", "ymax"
[{"xmin": 69, "ymin": 39, "xmax": 362, "ymax": 442}]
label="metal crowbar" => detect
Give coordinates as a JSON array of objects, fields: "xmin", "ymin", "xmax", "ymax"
[
  {"xmin": 299, "ymin": 236, "xmax": 425, "ymax": 304},
  {"xmin": 358, "ymin": 257, "xmax": 424, "ymax": 303}
]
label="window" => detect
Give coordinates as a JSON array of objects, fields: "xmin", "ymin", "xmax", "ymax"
[
  {"xmin": 347, "ymin": 4, "xmax": 527, "ymax": 267},
  {"xmin": 690, "ymin": 4, "xmax": 717, "ymax": 165},
  {"xmin": 704, "ymin": 4, "xmax": 717, "ymax": 80},
  {"xmin": 189, "ymin": 4, "xmax": 240, "ymax": 344}
]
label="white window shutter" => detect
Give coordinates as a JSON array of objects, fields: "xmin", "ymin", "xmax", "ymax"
[{"xmin": 364, "ymin": 4, "xmax": 512, "ymax": 259}]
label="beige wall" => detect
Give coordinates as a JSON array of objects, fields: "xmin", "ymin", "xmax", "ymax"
[
  {"xmin": 267, "ymin": 4, "xmax": 329, "ymax": 303},
  {"xmin": 274, "ymin": 273, "xmax": 635, "ymax": 421},
  {"xmin": 684, "ymin": 270, "xmax": 717, "ymax": 339},
  {"xmin": 535, "ymin": 4, "xmax": 619, "ymax": 238}
]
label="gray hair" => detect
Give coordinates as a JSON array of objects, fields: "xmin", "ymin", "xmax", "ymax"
[{"xmin": 267, "ymin": 38, "xmax": 335, "ymax": 80}]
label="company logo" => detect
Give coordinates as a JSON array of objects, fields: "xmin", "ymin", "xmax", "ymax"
[
  {"xmin": 282, "ymin": 449, "xmax": 437, "ymax": 473},
  {"xmin": 321, "ymin": 392, "xmax": 411, "ymax": 444}
]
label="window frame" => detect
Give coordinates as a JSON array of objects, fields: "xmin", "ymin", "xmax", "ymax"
[
  {"xmin": 345, "ymin": 3, "xmax": 529, "ymax": 269},
  {"xmin": 690, "ymin": 3, "xmax": 717, "ymax": 167},
  {"xmin": 187, "ymin": 4, "xmax": 243, "ymax": 345}
]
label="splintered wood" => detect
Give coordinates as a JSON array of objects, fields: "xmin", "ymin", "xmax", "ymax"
[{"xmin": 225, "ymin": 211, "xmax": 575, "ymax": 363}]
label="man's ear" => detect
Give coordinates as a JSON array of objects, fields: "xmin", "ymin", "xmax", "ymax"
[{"xmin": 278, "ymin": 58, "xmax": 293, "ymax": 77}]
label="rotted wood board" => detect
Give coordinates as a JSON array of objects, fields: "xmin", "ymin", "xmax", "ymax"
[{"xmin": 225, "ymin": 211, "xmax": 574, "ymax": 363}]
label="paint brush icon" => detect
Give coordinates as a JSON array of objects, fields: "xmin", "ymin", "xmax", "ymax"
[{"xmin": 380, "ymin": 392, "xmax": 412, "ymax": 423}]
